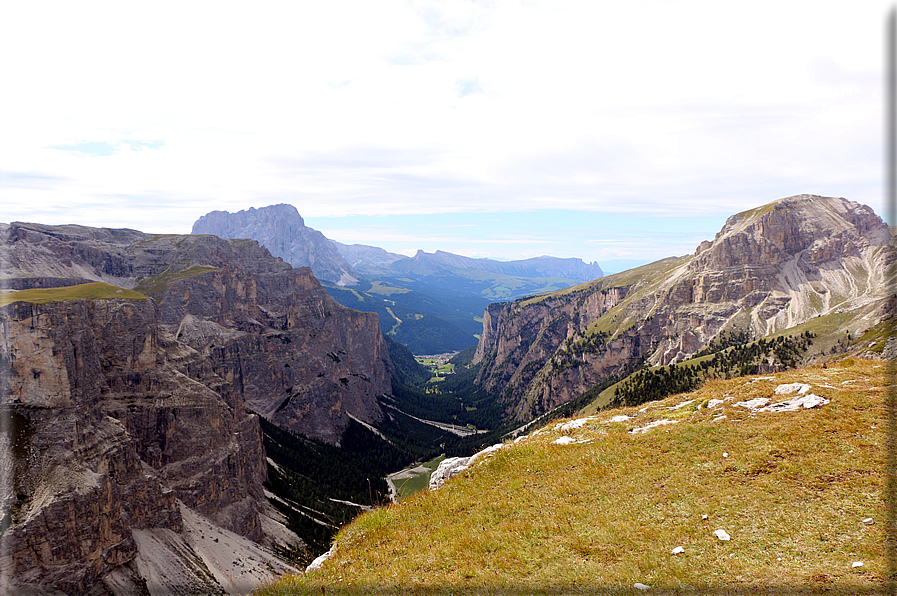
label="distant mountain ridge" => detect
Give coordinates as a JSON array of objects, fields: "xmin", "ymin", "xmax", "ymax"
[
  {"xmin": 333, "ymin": 241, "xmax": 407, "ymax": 268},
  {"xmin": 191, "ymin": 205, "xmax": 606, "ymax": 353},
  {"xmin": 382, "ymin": 250, "xmax": 603, "ymax": 281}
]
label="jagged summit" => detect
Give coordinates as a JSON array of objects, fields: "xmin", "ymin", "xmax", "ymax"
[
  {"xmin": 472, "ymin": 194, "xmax": 894, "ymax": 421},
  {"xmin": 192, "ymin": 204, "xmax": 358, "ymax": 286}
]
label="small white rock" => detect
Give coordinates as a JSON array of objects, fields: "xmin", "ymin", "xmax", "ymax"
[
  {"xmin": 701, "ymin": 514, "xmax": 708, "ymax": 520},
  {"xmin": 608, "ymin": 414, "xmax": 632, "ymax": 423},
  {"xmin": 735, "ymin": 397, "xmax": 770, "ymax": 410},
  {"xmin": 862, "ymin": 518, "xmax": 874, "ymax": 525},
  {"xmin": 775, "ymin": 383, "xmax": 811, "ymax": 395},
  {"xmin": 722, "ymin": 452, "xmax": 729, "ymax": 458},
  {"xmin": 671, "ymin": 546, "xmax": 685, "ymax": 554},
  {"xmin": 713, "ymin": 529, "xmax": 731, "ymax": 541},
  {"xmin": 633, "ymin": 582, "xmax": 651, "ymax": 591},
  {"xmin": 669, "ymin": 399, "xmax": 695, "ymax": 411},
  {"xmin": 852, "ymin": 561, "xmax": 864, "ymax": 568},
  {"xmin": 306, "ymin": 546, "xmax": 335, "ymax": 572},
  {"xmin": 758, "ymin": 393, "xmax": 829, "ymax": 412},
  {"xmin": 552, "ymin": 436, "xmax": 576, "ymax": 445},
  {"xmin": 557, "ymin": 417, "xmax": 597, "ymax": 432},
  {"xmin": 629, "ymin": 419, "xmax": 678, "ymax": 434}
]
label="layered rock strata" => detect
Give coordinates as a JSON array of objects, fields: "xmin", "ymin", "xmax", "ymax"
[
  {"xmin": 0, "ymin": 296, "xmax": 281, "ymax": 593},
  {"xmin": 473, "ymin": 195, "xmax": 895, "ymax": 420},
  {"xmin": 1, "ymin": 222, "xmax": 393, "ymax": 444},
  {"xmin": 0, "ymin": 221, "xmax": 393, "ymax": 591}
]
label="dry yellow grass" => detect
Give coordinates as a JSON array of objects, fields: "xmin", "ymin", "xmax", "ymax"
[
  {"xmin": 256, "ymin": 359, "xmax": 890, "ymax": 595},
  {"xmin": 0, "ymin": 282, "xmax": 148, "ymax": 305}
]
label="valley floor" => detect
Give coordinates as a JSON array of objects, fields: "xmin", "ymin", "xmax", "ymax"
[{"xmin": 255, "ymin": 358, "xmax": 891, "ymax": 595}]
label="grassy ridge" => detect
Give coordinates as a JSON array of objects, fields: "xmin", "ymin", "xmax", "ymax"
[
  {"xmin": 256, "ymin": 359, "xmax": 887, "ymax": 594},
  {"xmin": 0, "ymin": 282, "xmax": 148, "ymax": 305},
  {"xmin": 133, "ymin": 265, "xmax": 221, "ymax": 297}
]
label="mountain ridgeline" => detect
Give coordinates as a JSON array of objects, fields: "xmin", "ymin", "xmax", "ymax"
[
  {"xmin": 1, "ymin": 193, "xmax": 893, "ymax": 593},
  {"xmin": 190, "ymin": 203, "xmax": 604, "ymax": 354},
  {"xmin": 473, "ymin": 194, "xmax": 894, "ymax": 421}
]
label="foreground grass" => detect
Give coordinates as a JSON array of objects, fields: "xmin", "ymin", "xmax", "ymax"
[{"xmin": 257, "ymin": 359, "xmax": 889, "ymax": 595}]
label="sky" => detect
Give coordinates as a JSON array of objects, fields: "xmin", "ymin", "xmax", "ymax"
[{"xmin": 1, "ymin": 1, "xmax": 891, "ymax": 273}]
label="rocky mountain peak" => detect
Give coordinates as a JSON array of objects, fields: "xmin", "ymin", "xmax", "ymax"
[
  {"xmin": 195, "ymin": 203, "xmax": 306, "ymax": 231},
  {"xmin": 692, "ymin": 195, "xmax": 890, "ymax": 270},
  {"xmin": 192, "ymin": 204, "xmax": 358, "ymax": 286},
  {"xmin": 472, "ymin": 194, "xmax": 894, "ymax": 421}
]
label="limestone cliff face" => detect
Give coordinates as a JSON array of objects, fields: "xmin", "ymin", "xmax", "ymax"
[
  {"xmin": 0, "ymin": 297, "xmax": 270, "ymax": 592},
  {"xmin": 474, "ymin": 195, "xmax": 895, "ymax": 421},
  {"xmin": 160, "ymin": 265, "xmax": 391, "ymax": 444},
  {"xmin": 191, "ymin": 204, "xmax": 359, "ymax": 286},
  {"xmin": 0, "ymin": 221, "xmax": 393, "ymax": 591},
  {"xmin": 1, "ymin": 221, "xmax": 393, "ymax": 443}
]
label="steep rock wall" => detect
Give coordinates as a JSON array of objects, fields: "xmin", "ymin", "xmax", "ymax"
[
  {"xmin": 159, "ymin": 265, "xmax": 391, "ymax": 445},
  {"xmin": 1, "ymin": 222, "xmax": 393, "ymax": 444},
  {"xmin": 0, "ymin": 221, "xmax": 394, "ymax": 591},
  {"xmin": 192, "ymin": 204, "xmax": 358, "ymax": 286},
  {"xmin": 473, "ymin": 195, "xmax": 895, "ymax": 420},
  {"xmin": 0, "ymin": 297, "xmax": 266, "ymax": 592}
]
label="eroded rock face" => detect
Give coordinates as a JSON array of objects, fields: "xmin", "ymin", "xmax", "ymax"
[
  {"xmin": 158, "ymin": 265, "xmax": 391, "ymax": 445},
  {"xmin": 473, "ymin": 195, "xmax": 894, "ymax": 420},
  {"xmin": 0, "ymin": 221, "xmax": 394, "ymax": 591},
  {"xmin": 0, "ymin": 297, "xmax": 263, "ymax": 592},
  {"xmin": 0, "ymin": 222, "xmax": 393, "ymax": 443},
  {"xmin": 192, "ymin": 203, "xmax": 359, "ymax": 286}
]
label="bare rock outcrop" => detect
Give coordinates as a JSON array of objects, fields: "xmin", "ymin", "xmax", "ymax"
[
  {"xmin": 0, "ymin": 222, "xmax": 393, "ymax": 444},
  {"xmin": 0, "ymin": 296, "xmax": 271, "ymax": 592}
]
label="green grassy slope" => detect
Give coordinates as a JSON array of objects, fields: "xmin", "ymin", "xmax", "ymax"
[
  {"xmin": 256, "ymin": 359, "xmax": 887, "ymax": 594},
  {"xmin": 0, "ymin": 282, "xmax": 148, "ymax": 305}
]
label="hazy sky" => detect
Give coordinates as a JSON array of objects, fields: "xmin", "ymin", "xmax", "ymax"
[{"xmin": 2, "ymin": 1, "xmax": 889, "ymax": 272}]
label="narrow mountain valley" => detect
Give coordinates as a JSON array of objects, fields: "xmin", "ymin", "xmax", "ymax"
[
  {"xmin": 192, "ymin": 203, "xmax": 605, "ymax": 354},
  {"xmin": 0, "ymin": 194, "xmax": 893, "ymax": 593},
  {"xmin": 259, "ymin": 358, "xmax": 889, "ymax": 594}
]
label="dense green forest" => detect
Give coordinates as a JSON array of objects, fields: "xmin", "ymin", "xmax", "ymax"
[
  {"xmin": 260, "ymin": 417, "xmax": 400, "ymax": 562},
  {"xmin": 384, "ymin": 335, "xmax": 431, "ymax": 386},
  {"xmin": 383, "ymin": 344, "xmax": 507, "ymax": 432},
  {"xmin": 261, "ymin": 343, "xmax": 514, "ymax": 562}
]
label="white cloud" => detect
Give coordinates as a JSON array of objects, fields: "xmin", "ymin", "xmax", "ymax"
[{"xmin": 0, "ymin": 0, "xmax": 890, "ymax": 243}]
